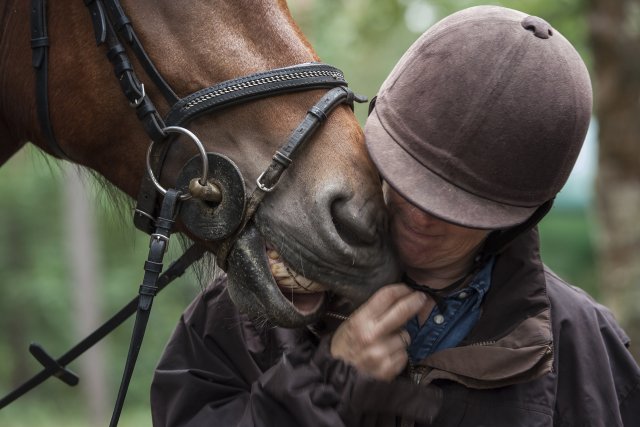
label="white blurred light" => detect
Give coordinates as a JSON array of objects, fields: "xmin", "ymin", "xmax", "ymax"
[
  {"xmin": 404, "ymin": 1, "xmax": 437, "ymax": 33},
  {"xmin": 556, "ymin": 120, "xmax": 598, "ymax": 208}
]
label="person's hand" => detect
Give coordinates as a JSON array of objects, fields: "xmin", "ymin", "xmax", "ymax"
[{"xmin": 330, "ymin": 284, "xmax": 426, "ymax": 381}]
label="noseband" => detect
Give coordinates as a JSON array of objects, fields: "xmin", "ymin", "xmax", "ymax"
[{"xmin": 29, "ymin": 0, "xmax": 366, "ymax": 424}]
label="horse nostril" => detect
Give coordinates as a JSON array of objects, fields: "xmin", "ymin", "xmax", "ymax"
[{"xmin": 331, "ymin": 196, "xmax": 379, "ymax": 247}]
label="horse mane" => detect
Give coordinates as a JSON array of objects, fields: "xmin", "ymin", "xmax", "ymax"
[{"xmin": 34, "ymin": 148, "xmax": 221, "ymax": 291}]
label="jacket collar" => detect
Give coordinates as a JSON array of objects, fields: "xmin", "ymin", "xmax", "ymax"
[{"xmin": 417, "ymin": 228, "xmax": 554, "ymax": 388}]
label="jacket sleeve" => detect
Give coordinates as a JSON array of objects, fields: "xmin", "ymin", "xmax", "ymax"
[
  {"xmin": 151, "ymin": 314, "xmax": 345, "ymax": 427},
  {"xmin": 550, "ymin": 281, "xmax": 640, "ymax": 427},
  {"xmin": 150, "ymin": 285, "xmax": 441, "ymax": 427}
]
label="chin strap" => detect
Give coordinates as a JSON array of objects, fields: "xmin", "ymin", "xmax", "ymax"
[
  {"xmin": 403, "ymin": 199, "xmax": 555, "ymax": 313},
  {"xmin": 402, "ymin": 273, "xmax": 466, "ymax": 314},
  {"xmin": 479, "ymin": 199, "xmax": 554, "ymax": 261}
]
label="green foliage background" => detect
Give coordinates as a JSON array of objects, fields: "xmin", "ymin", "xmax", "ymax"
[
  {"xmin": 0, "ymin": 150, "xmax": 202, "ymax": 426},
  {"xmin": 0, "ymin": 0, "xmax": 595, "ymax": 425}
]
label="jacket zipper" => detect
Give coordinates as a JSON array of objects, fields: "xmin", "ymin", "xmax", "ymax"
[
  {"xmin": 407, "ymin": 359, "xmax": 421, "ymax": 384},
  {"xmin": 400, "ymin": 360, "xmax": 425, "ymax": 427},
  {"xmin": 324, "ymin": 311, "xmax": 350, "ymax": 321},
  {"xmin": 468, "ymin": 339, "xmax": 497, "ymax": 346}
]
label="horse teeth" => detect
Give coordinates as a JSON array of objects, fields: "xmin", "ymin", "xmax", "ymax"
[
  {"xmin": 270, "ymin": 262, "xmax": 289, "ymax": 278},
  {"xmin": 266, "ymin": 245, "xmax": 326, "ymax": 293}
]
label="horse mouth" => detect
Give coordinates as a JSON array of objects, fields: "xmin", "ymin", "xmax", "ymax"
[
  {"xmin": 225, "ymin": 224, "xmax": 329, "ymax": 327},
  {"xmin": 266, "ymin": 244, "xmax": 327, "ymax": 315}
]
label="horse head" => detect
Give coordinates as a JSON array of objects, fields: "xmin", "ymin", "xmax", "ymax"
[{"xmin": 1, "ymin": 0, "xmax": 400, "ymax": 327}]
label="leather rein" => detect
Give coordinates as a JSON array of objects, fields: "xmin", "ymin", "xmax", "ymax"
[{"xmin": 24, "ymin": 0, "xmax": 366, "ymax": 424}]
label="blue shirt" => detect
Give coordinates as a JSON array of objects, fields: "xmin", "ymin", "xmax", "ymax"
[{"xmin": 405, "ymin": 257, "xmax": 495, "ymax": 363}]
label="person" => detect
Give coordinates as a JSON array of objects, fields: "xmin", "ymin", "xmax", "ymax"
[{"xmin": 150, "ymin": 6, "xmax": 640, "ymax": 426}]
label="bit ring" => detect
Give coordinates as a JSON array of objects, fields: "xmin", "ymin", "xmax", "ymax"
[{"xmin": 146, "ymin": 126, "xmax": 209, "ymax": 201}]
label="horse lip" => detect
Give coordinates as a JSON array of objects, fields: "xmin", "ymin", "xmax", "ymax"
[
  {"xmin": 225, "ymin": 224, "xmax": 325, "ymax": 327},
  {"xmin": 255, "ymin": 220, "xmax": 400, "ymax": 297}
]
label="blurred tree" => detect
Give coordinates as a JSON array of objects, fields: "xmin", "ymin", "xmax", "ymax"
[
  {"xmin": 588, "ymin": 0, "xmax": 640, "ymax": 361},
  {"xmin": 63, "ymin": 166, "xmax": 108, "ymax": 423},
  {"xmin": 290, "ymin": 0, "xmax": 416, "ymax": 123},
  {"xmin": 0, "ymin": 148, "xmax": 199, "ymax": 426}
]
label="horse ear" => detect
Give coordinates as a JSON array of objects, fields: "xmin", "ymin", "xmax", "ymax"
[{"xmin": 368, "ymin": 95, "xmax": 377, "ymax": 116}]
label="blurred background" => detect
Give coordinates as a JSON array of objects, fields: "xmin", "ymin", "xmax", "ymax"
[{"xmin": 1, "ymin": 0, "xmax": 638, "ymax": 425}]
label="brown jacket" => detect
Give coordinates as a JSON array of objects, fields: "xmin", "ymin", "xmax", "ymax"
[{"xmin": 151, "ymin": 229, "xmax": 640, "ymax": 426}]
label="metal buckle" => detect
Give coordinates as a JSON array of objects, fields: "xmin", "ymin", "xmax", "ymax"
[
  {"xmin": 150, "ymin": 233, "xmax": 170, "ymax": 252},
  {"xmin": 129, "ymin": 83, "xmax": 145, "ymax": 107},
  {"xmin": 256, "ymin": 171, "xmax": 277, "ymax": 192}
]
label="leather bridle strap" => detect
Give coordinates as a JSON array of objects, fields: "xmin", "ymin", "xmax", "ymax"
[
  {"xmin": 99, "ymin": 0, "xmax": 179, "ymax": 104},
  {"xmin": 0, "ymin": 242, "xmax": 206, "ymax": 409},
  {"xmin": 135, "ymin": 63, "xmax": 350, "ymax": 234},
  {"xmin": 30, "ymin": 0, "xmax": 70, "ymax": 160},
  {"xmin": 88, "ymin": 0, "xmax": 167, "ymax": 141},
  {"xmin": 216, "ymin": 86, "xmax": 366, "ymax": 268},
  {"xmin": 165, "ymin": 64, "xmax": 348, "ymax": 126},
  {"xmin": 110, "ymin": 189, "xmax": 182, "ymax": 427}
]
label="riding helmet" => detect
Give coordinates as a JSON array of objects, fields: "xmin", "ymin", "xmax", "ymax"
[{"xmin": 365, "ymin": 5, "xmax": 592, "ymax": 229}]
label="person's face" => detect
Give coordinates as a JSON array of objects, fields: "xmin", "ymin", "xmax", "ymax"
[{"xmin": 384, "ymin": 183, "xmax": 490, "ymax": 274}]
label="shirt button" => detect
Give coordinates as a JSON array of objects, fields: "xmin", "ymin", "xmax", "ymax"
[
  {"xmin": 434, "ymin": 314, "xmax": 445, "ymax": 325},
  {"xmin": 458, "ymin": 291, "xmax": 469, "ymax": 299}
]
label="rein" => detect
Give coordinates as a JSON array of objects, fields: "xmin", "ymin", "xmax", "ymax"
[{"xmin": 23, "ymin": 0, "xmax": 366, "ymax": 424}]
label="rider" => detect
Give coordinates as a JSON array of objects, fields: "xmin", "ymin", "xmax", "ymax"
[{"xmin": 151, "ymin": 6, "xmax": 640, "ymax": 426}]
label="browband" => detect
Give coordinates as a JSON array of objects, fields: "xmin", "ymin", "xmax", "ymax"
[{"xmin": 165, "ymin": 63, "xmax": 347, "ymax": 126}]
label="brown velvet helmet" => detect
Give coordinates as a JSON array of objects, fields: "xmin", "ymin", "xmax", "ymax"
[{"xmin": 365, "ymin": 5, "xmax": 592, "ymax": 230}]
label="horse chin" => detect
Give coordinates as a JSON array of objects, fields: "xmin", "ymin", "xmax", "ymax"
[{"xmin": 226, "ymin": 224, "xmax": 327, "ymax": 328}]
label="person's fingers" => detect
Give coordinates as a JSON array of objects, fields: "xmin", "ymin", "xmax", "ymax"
[
  {"xmin": 383, "ymin": 329, "xmax": 412, "ymax": 356},
  {"xmin": 399, "ymin": 329, "xmax": 411, "ymax": 349},
  {"xmin": 373, "ymin": 346, "xmax": 410, "ymax": 381},
  {"xmin": 372, "ymin": 291, "xmax": 426, "ymax": 337},
  {"xmin": 354, "ymin": 284, "xmax": 414, "ymax": 320},
  {"xmin": 345, "ymin": 330, "xmax": 411, "ymax": 373},
  {"xmin": 331, "ymin": 284, "xmax": 420, "ymax": 381},
  {"xmin": 341, "ymin": 285, "xmax": 417, "ymax": 351}
]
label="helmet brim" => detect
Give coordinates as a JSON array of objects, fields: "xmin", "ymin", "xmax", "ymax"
[{"xmin": 365, "ymin": 108, "xmax": 539, "ymax": 230}]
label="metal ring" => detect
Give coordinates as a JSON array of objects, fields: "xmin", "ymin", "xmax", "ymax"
[{"xmin": 146, "ymin": 126, "xmax": 209, "ymax": 201}]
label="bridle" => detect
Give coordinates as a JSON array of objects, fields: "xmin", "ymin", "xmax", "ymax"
[
  {"xmin": 25, "ymin": 0, "xmax": 366, "ymax": 424},
  {"xmin": 33, "ymin": 0, "xmax": 363, "ymax": 251}
]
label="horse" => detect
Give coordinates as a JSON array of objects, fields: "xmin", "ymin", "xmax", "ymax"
[{"xmin": 0, "ymin": 0, "xmax": 399, "ymax": 331}]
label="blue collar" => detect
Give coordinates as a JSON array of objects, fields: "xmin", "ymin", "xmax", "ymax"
[{"xmin": 405, "ymin": 257, "xmax": 495, "ymax": 362}]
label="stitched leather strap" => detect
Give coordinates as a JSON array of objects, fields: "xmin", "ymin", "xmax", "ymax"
[
  {"xmin": 215, "ymin": 86, "xmax": 366, "ymax": 269},
  {"xmin": 165, "ymin": 63, "xmax": 348, "ymax": 126},
  {"xmin": 31, "ymin": 0, "xmax": 70, "ymax": 160},
  {"xmin": 134, "ymin": 64, "xmax": 352, "ymax": 235}
]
